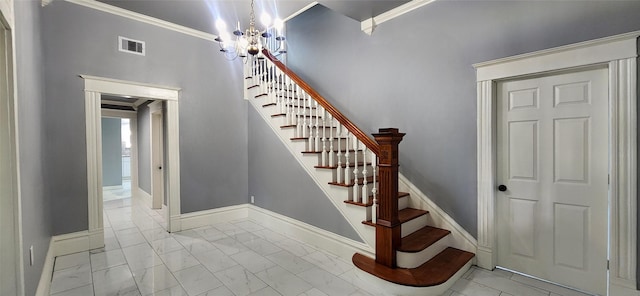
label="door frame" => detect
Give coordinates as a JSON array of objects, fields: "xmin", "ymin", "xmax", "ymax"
[
  {"xmin": 475, "ymin": 31, "xmax": 638, "ymax": 294},
  {"xmin": 0, "ymin": 7, "xmax": 24, "ymax": 295},
  {"xmin": 101, "ymin": 109, "xmax": 139, "ymax": 201},
  {"xmin": 82, "ymin": 75, "xmax": 182, "ymax": 250}
]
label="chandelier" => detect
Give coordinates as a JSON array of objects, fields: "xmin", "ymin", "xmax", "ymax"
[{"xmin": 214, "ymin": 0, "xmax": 286, "ymax": 60}]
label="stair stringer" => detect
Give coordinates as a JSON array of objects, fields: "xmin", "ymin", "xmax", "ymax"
[
  {"xmin": 247, "ymin": 91, "xmax": 376, "ymax": 254},
  {"xmin": 398, "ymin": 173, "xmax": 478, "ymax": 256}
]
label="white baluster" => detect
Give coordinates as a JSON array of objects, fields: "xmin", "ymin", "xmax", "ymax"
[
  {"xmin": 329, "ymin": 114, "xmax": 335, "ymax": 167},
  {"xmin": 361, "ymin": 146, "xmax": 368, "ymax": 205},
  {"xmin": 372, "ymin": 152, "xmax": 378, "ymax": 223},
  {"xmin": 302, "ymin": 93, "xmax": 309, "ymax": 139},
  {"xmin": 344, "ymin": 131, "xmax": 350, "ymax": 188},
  {"xmin": 321, "ymin": 108, "xmax": 327, "ymax": 166},
  {"xmin": 314, "ymin": 104, "xmax": 321, "ymax": 152},
  {"xmin": 296, "ymin": 86, "xmax": 303, "ymax": 138},
  {"xmin": 336, "ymin": 124, "xmax": 343, "ymax": 183},
  {"xmin": 353, "ymin": 138, "xmax": 359, "ymax": 202},
  {"xmin": 288, "ymin": 79, "xmax": 294, "ymax": 126},
  {"xmin": 308, "ymin": 99, "xmax": 315, "ymax": 152}
]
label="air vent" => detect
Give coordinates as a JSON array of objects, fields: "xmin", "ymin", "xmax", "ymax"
[{"xmin": 118, "ymin": 36, "xmax": 145, "ymax": 56}]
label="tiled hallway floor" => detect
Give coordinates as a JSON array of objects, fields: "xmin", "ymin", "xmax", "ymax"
[{"xmin": 49, "ymin": 196, "xmax": 593, "ymax": 296}]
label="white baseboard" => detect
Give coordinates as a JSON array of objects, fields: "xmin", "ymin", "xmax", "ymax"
[
  {"xmin": 135, "ymin": 187, "xmax": 152, "ymax": 207},
  {"xmin": 398, "ymin": 173, "xmax": 477, "ymax": 256},
  {"xmin": 247, "ymin": 205, "xmax": 374, "ymax": 261},
  {"xmin": 35, "ymin": 230, "xmax": 96, "ymax": 296},
  {"xmin": 34, "ymin": 239, "xmax": 55, "ymax": 296},
  {"xmin": 52, "ymin": 231, "xmax": 91, "ymax": 257},
  {"xmin": 180, "ymin": 204, "xmax": 249, "ymax": 230},
  {"xmin": 102, "ymin": 185, "xmax": 123, "ymax": 190},
  {"xmin": 611, "ymin": 278, "xmax": 640, "ymax": 295}
]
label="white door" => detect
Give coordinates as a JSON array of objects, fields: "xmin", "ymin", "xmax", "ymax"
[
  {"xmin": 151, "ymin": 109, "xmax": 164, "ymax": 210},
  {"xmin": 0, "ymin": 21, "xmax": 19, "ymax": 296},
  {"xmin": 496, "ymin": 67, "xmax": 608, "ymax": 295}
]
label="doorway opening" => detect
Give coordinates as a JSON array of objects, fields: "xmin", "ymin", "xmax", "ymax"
[{"xmin": 82, "ymin": 75, "xmax": 181, "ymax": 251}]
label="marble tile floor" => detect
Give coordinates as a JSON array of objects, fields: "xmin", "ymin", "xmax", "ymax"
[
  {"xmin": 50, "ymin": 198, "xmax": 593, "ymax": 296},
  {"xmin": 103, "ymin": 180, "xmax": 133, "ymax": 202}
]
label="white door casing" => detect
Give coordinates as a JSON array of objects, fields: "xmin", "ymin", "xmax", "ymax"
[
  {"xmin": 149, "ymin": 101, "xmax": 164, "ymax": 210},
  {"xmin": 496, "ymin": 67, "xmax": 608, "ymax": 295},
  {"xmin": 0, "ymin": 12, "xmax": 23, "ymax": 296},
  {"xmin": 475, "ymin": 31, "xmax": 638, "ymax": 294},
  {"xmin": 82, "ymin": 75, "xmax": 182, "ymax": 239}
]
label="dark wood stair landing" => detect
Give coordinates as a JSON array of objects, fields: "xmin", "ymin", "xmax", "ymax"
[{"xmin": 352, "ymin": 248, "xmax": 474, "ymax": 287}]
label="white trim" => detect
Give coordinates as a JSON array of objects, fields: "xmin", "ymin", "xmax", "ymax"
[
  {"xmin": 283, "ymin": 1, "xmax": 318, "ymax": 22},
  {"xmin": 475, "ymin": 31, "xmax": 639, "ymax": 292},
  {"xmin": 0, "ymin": 13, "xmax": 24, "ymax": 296},
  {"xmin": 63, "ymin": 0, "xmax": 216, "ymax": 42},
  {"xmin": 361, "ymin": 0, "xmax": 437, "ymax": 35},
  {"xmin": 398, "ymin": 173, "xmax": 477, "ymax": 255},
  {"xmin": 81, "ymin": 75, "xmax": 180, "ymax": 101},
  {"xmin": 180, "ymin": 205, "xmax": 249, "ymax": 230},
  {"xmin": 52, "ymin": 231, "xmax": 91, "ymax": 257},
  {"xmin": 83, "ymin": 76, "xmax": 182, "ymax": 238},
  {"xmin": 35, "ymin": 230, "xmax": 98, "ymax": 296},
  {"xmin": 101, "ymin": 109, "xmax": 136, "ymax": 117},
  {"xmin": 473, "ymin": 30, "xmax": 640, "ymax": 81},
  {"xmin": 147, "ymin": 100, "xmax": 163, "ymax": 113},
  {"xmin": 34, "ymin": 240, "xmax": 54, "ymax": 296},
  {"xmin": 85, "ymin": 90, "xmax": 104, "ymax": 252},
  {"xmin": 61, "ymin": 0, "xmax": 313, "ymax": 44},
  {"xmin": 248, "ymin": 205, "xmax": 374, "ymax": 261},
  {"xmin": 135, "ymin": 187, "xmax": 152, "ymax": 207},
  {"xmin": 609, "ymin": 57, "xmax": 638, "ymax": 290}
]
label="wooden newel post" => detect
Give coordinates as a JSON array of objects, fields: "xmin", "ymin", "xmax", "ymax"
[{"xmin": 372, "ymin": 128, "xmax": 405, "ymax": 268}]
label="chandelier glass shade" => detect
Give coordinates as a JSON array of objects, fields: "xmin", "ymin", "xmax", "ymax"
[{"xmin": 214, "ymin": 0, "xmax": 286, "ymax": 60}]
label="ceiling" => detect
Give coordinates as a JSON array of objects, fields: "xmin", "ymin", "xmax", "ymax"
[{"xmin": 97, "ymin": 0, "xmax": 411, "ymax": 35}]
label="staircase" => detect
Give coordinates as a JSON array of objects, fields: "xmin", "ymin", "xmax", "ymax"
[{"xmin": 244, "ymin": 49, "xmax": 474, "ymax": 295}]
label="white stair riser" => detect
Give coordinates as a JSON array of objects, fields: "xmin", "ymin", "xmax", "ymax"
[
  {"xmin": 401, "ymin": 215, "xmax": 428, "ymax": 238},
  {"xmin": 399, "ymin": 195, "xmax": 409, "ymax": 210},
  {"xmin": 396, "ymin": 235, "xmax": 451, "ymax": 269}
]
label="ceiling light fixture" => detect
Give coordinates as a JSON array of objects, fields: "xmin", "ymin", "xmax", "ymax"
[{"xmin": 214, "ymin": 0, "xmax": 286, "ymax": 60}]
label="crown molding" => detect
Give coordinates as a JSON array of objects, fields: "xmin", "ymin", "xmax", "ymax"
[
  {"xmin": 284, "ymin": 1, "xmax": 318, "ymax": 22},
  {"xmin": 361, "ymin": 0, "xmax": 437, "ymax": 35},
  {"xmin": 57, "ymin": 0, "xmax": 217, "ymax": 42}
]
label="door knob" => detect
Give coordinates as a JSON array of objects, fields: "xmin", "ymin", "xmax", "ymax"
[
  {"xmin": 498, "ymin": 185, "xmax": 507, "ymax": 192},
  {"xmin": 158, "ymin": 166, "xmax": 162, "ymax": 170}
]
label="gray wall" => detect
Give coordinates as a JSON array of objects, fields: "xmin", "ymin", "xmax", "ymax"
[
  {"xmin": 248, "ymin": 107, "xmax": 361, "ymax": 242},
  {"xmin": 137, "ymin": 103, "xmax": 151, "ymax": 194},
  {"xmin": 102, "ymin": 117, "xmax": 122, "ymax": 187},
  {"xmin": 286, "ymin": 2, "xmax": 640, "ymax": 238},
  {"xmin": 42, "ymin": 1, "xmax": 249, "ymax": 234},
  {"xmin": 14, "ymin": 1, "xmax": 52, "ymax": 295}
]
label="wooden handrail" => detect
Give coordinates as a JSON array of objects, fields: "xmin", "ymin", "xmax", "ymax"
[{"xmin": 262, "ymin": 49, "xmax": 380, "ymax": 156}]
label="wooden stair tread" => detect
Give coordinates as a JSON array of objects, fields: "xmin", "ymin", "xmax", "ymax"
[
  {"xmin": 398, "ymin": 226, "xmax": 451, "ymax": 253},
  {"xmin": 302, "ymin": 149, "xmax": 359, "ymax": 154},
  {"xmin": 362, "ymin": 207, "xmax": 427, "ymax": 226},
  {"xmin": 281, "ymin": 124, "xmax": 336, "ymax": 129},
  {"xmin": 315, "ymin": 161, "xmax": 370, "ymax": 169},
  {"xmin": 271, "ymin": 113, "xmax": 322, "ymax": 118},
  {"xmin": 352, "ymin": 248, "xmax": 474, "ymax": 287},
  {"xmin": 329, "ymin": 176, "xmax": 375, "ymax": 187},
  {"xmin": 398, "ymin": 208, "xmax": 428, "ymax": 222}
]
